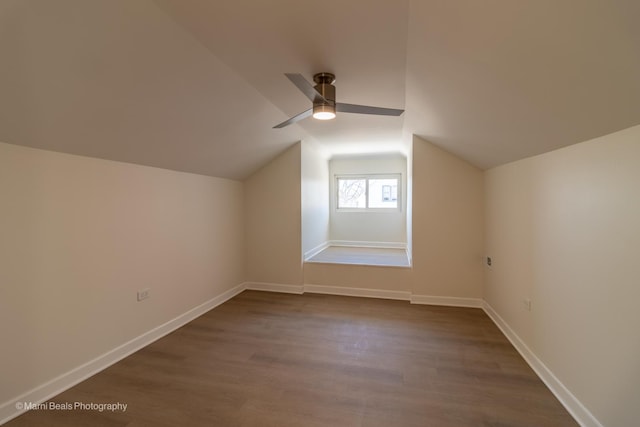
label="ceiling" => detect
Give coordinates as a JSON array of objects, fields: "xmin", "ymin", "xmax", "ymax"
[{"xmin": 1, "ymin": 0, "xmax": 638, "ymax": 179}]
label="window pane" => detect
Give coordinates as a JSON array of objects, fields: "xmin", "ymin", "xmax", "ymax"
[
  {"xmin": 338, "ymin": 179, "xmax": 366, "ymax": 208},
  {"xmin": 368, "ymin": 178, "xmax": 398, "ymax": 208}
]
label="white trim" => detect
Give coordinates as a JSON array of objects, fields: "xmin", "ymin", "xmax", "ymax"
[
  {"xmin": 304, "ymin": 284, "xmax": 411, "ymax": 301},
  {"xmin": 482, "ymin": 301, "xmax": 603, "ymax": 427},
  {"xmin": 411, "ymin": 294, "xmax": 483, "ymax": 308},
  {"xmin": 328, "ymin": 240, "xmax": 407, "ymax": 250},
  {"xmin": 0, "ymin": 283, "xmax": 245, "ymax": 426},
  {"xmin": 303, "ymin": 241, "xmax": 330, "ymax": 260},
  {"xmin": 244, "ymin": 282, "xmax": 304, "ymax": 294}
]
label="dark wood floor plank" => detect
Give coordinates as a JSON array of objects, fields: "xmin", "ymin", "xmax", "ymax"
[{"xmin": 6, "ymin": 291, "xmax": 578, "ymax": 426}]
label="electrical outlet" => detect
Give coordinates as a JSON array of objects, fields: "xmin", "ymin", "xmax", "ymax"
[
  {"xmin": 523, "ymin": 298, "xmax": 532, "ymax": 311},
  {"xmin": 137, "ymin": 288, "xmax": 150, "ymax": 302}
]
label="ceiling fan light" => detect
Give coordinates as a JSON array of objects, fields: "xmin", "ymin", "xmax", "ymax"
[
  {"xmin": 313, "ymin": 111, "xmax": 336, "ymax": 120},
  {"xmin": 313, "ymin": 104, "xmax": 336, "ymax": 120}
]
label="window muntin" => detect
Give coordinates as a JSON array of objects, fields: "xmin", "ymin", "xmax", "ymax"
[{"xmin": 336, "ymin": 174, "xmax": 400, "ymax": 210}]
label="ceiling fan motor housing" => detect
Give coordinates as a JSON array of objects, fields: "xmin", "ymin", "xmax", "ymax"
[{"xmin": 313, "ymin": 72, "xmax": 336, "ymax": 113}]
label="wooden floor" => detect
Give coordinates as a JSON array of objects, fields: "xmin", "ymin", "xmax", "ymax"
[{"xmin": 7, "ymin": 291, "xmax": 578, "ymax": 427}]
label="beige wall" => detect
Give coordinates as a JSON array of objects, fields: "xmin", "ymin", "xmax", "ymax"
[
  {"xmin": 244, "ymin": 143, "xmax": 303, "ymax": 285},
  {"xmin": 304, "ymin": 263, "xmax": 412, "ymax": 292},
  {"xmin": 484, "ymin": 125, "xmax": 640, "ymax": 427},
  {"xmin": 0, "ymin": 142, "xmax": 244, "ymax": 404},
  {"xmin": 301, "ymin": 140, "xmax": 330, "ymax": 256},
  {"xmin": 410, "ymin": 136, "xmax": 484, "ymax": 297}
]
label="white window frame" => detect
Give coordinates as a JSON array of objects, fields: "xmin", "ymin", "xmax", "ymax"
[{"xmin": 335, "ymin": 173, "xmax": 402, "ymax": 212}]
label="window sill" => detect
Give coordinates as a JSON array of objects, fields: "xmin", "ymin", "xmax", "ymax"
[{"xmin": 304, "ymin": 245, "xmax": 411, "ymax": 268}]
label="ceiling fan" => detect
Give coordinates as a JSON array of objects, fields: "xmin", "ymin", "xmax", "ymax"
[{"xmin": 273, "ymin": 72, "xmax": 404, "ymax": 128}]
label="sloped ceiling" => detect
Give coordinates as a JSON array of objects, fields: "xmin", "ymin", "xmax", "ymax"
[
  {"xmin": 1, "ymin": 0, "xmax": 638, "ymax": 179},
  {"xmin": 405, "ymin": 0, "xmax": 640, "ymax": 168}
]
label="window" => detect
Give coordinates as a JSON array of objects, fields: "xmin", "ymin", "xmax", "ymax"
[{"xmin": 336, "ymin": 174, "xmax": 400, "ymax": 210}]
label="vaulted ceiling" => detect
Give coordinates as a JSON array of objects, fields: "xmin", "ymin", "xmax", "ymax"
[{"xmin": 1, "ymin": 0, "xmax": 639, "ymax": 179}]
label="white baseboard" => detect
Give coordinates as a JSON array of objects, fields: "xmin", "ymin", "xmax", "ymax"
[
  {"xmin": 244, "ymin": 283, "xmax": 479, "ymax": 307},
  {"xmin": 411, "ymin": 294, "xmax": 483, "ymax": 308},
  {"xmin": 244, "ymin": 282, "xmax": 304, "ymax": 294},
  {"xmin": 0, "ymin": 283, "xmax": 245, "ymax": 426},
  {"xmin": 482, "ymin": 302, "xmax": 602, "ymax": 427},
  {"xmin": 303, "ymin": 241, "xmax": 330, "ymax": 260},
  {"xmin": 304, "ymin": 284, "xmax": 411, "ymax": 301},
  {"xmin": 329, "ymin": 240, "xmax": 407, "ymax": 250}
]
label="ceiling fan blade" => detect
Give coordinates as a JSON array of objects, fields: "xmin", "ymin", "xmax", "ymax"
[
  {"xmin": 285, "ymin": 73, "xmax": 327, "ymax": 104},
  {"xmin": 273, "ymin": 108, "xmax": 313, "ymax": 129},
  {"xmin": 336, "ymin": 103, "xmax": 404, "ymax": 116}
]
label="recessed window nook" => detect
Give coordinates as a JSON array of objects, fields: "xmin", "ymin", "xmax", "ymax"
[{"xmin": 302, "ymin": 150, "xmax": 411, "ymax": 268}]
